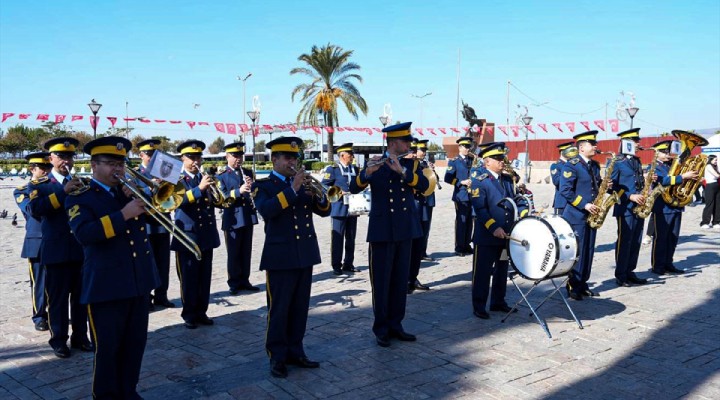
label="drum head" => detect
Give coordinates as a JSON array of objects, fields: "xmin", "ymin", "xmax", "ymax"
[{"xmin": 508, "ymin": 217, "xmax": 559, "ymax": 280}]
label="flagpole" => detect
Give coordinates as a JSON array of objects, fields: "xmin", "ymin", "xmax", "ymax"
[
  {"xmin": 605, "ymin": 102, "xmax": 608, "ymax": 140},
  {"xmin": 506, "ymin": 81, "xmax": 510, "ymax": 141},
  {"xmin": 456, "ymin": 48, "xmax": 461, "ymax": 128}
]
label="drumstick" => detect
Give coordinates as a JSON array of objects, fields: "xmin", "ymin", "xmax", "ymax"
[{"xmin": 505, "ymin": 235, "xmax": 528, "ymax": 246}]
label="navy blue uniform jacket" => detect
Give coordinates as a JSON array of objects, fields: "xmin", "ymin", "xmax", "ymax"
[
  {"xmin": 612, "ymin": 155, "xmax": 644, "ymax": 217},
  {"xmin": 65, "ymin": 180, "xmax": 160, "ymax": 304},
  {"xmin": 321, "ymin": 163, "xmax": 359, "ymax": 217},
  {"xmin": 444, "ymin": 155, "xmax": 473, "ymax": 202},
  {"xmin": 550, "ymin": 159, "xmax": 567, "ymax": 209},
  {"xmin": 559, "ymin": 157, "xmax": 601, "ymax": 225},
  {"xmin": 216, "ymin": 166, "xmax": 258, "ymax": 230},
  {"xmin": 253, "ymin": 173, "xmax": 331, "ymax": 270},
  {"xmin": 651, "ymin": 161, "xmax": 684, "ymax": 214},
  {"xmin": 172, "ymin": 171, "xmax": 221, "ymax": 252},
  {"xmin": 14, "ymin": 184, "xmax": 43, "ymax": 259},
  {"xmin": 470, "ymin": 172, "xmax": 528, "ymax": 247}
]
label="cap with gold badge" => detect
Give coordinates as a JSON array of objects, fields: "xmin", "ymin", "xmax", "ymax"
[
  {"xmin": 25, "ymin": 151, "xmax": 52, "ymax": 166},
  {"xmin": 573, "ymin": 130, "xmax": 599, "ymax": 144},
  {"xmin": 83, "ymin": 136, "xmax": 132, "ymax": 158},
  {"xmin": 335, "ymin": 143, "xmax": 354, "ymax": 154},
  {"xmin": 617, "ymin": 128, "xmax": 641, "ymax": 141},
  {"xmin": 266, "ymin": 136, "xmax": 303, "ymax": 157},
  {"xmin": 479, "ymin": 142, "xmax": 508, "ymax": 158},
  {"xmin": 177, "ymin": 140, "xmax": 206, "ymax": 155},
  {"xmin": 43, "ymin": 137, "xmax": 79, "ymax": 154},
  {"xmin": 137, "ymin": 139, "xmax": 161, "ymax": 153},
  {"xmin": 456, "ymin": 137, "xmax": 474, "ymax": 148},
  {"xmin": 416, "ymin": 139, "xmax": 429, "ymax": 150},
  {"xmin": 382, "ymin": 122, "xmax": 414, "ymax": 141},
  {"xmin": 224, "ymin": 142, "xmax": 246, "ymax": 154}
]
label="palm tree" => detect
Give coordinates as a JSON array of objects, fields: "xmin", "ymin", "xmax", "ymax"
[{"xmin": 291, "ymin": 43, "xmax": 368, "ymax": 161}]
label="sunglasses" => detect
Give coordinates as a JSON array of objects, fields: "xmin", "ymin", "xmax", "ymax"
[
  {"xmin": 52, "ymin": 152, "xmax": 75, "ymax": 160},
  {"xmin": 488, "ymin": 155, "xmax": 505, "ymax": 161}
]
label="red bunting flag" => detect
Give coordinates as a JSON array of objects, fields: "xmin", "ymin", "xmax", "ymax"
[
  {"xmin": 450, "ymin": 127, "xmax": 460, "ymax": 133},
  {"xmin": 552, "ymin": 122, "xmax": 563, "ymax": 132},
  {"xmin": 187, "ymin": 121, "xmax": 196, "ymax": 129},
  {"xmin": 486, "ymin": 126, "xmax": 495, "ymax": 135},
  {"xmin": 198, "ymin": 122, "xmax": 209, "ymax": 126},
  {"xmin": 345, "ymin": 127, "xmax": 354, "ymax": 131},
  {"xmin": 526, "ymin": 125, "xmax": 534, "ymax": 134},
  {"xmin": 428, "ymin": 128, "xmax": 436, "ymax": 135},
  {"xmin": 2, "ymin": 112, "xmax": 14, "ymax": 123},
  {"xmin": 239, "ymin": 123, "xmax": 249, "ymax": 133},
  {"xmin": 253, "ymin": 126, "xmax": 260, "ymax": 137},
  {"xmin": 72, "ymin": 115, "xmax": 83, "ymax": 121},
  {"xmin": 90, "ymin": 116, "xmax": 98, "ymax": 129},
  {"xmin": 498, "ymin": 126, "xmax": 508, "ymax": 136},
  {"xmin": 107, "ymin": 117, "xmax": 117, "ymax": 127},
  {"xmin": 565, "ymin": 122, "xmax": 575, "ymax": 133},
  {"xmin": 154, "ymin": 120, "xmax": 166, "ymax": 123},
  {"xmin": 138, "ymin": 118, "xmax": 150, "ymax": 123},
  {"xmin": 123, "ymin": 117, "xmax": 135, "ymax": 121},
  {"xmin": 594, "ymin": 120, "xmax": 605, "ymax": 131},
  {"xmin": 364, "ymin": 128, "xmax": 373, "ymax": 135},
  {"xmin": 538, "ymin": 123, "xmax": 548, "ymax": 133},
  {"xmin": 580, "ymin": 121, "xmax": 590, "ymax": 131},
  {"xmin": 336, "ymin": 127, "xmax": 344, "ymax": 132},
  {"xmin": 325, "ymin": 126, "xmax": 334, "ymax": 133},
  {"xmin": 511, "ymin": 126, "xmax": 519, "ymax": 137},
  {"xmin": 37, "ymin": 114, "xmax": 49, "ymax": 121},
  {"xmin": 289, "ymin": 125, "xmax": 297, "ymax": 133},
  {"xmin": 226, "ymin": 124, "xmax": 237, "ymax": 134},
  {"xmin": 169, "ymin": 120, "xmax": 182, "ymax": 124},
  {"xmin": 312, "ymin": 127, "xmax": 321, "ymax": 134},
  {"xmin": 214, "ymin": 123, "xmax": 226, "ymax": 133},
  {"xmin": 19, "ymin": 114, "xmax": 31, "ymax": 120},
  {"xmin": 609, "ymin": 119, "xmax": 619, "ymax": 132},
  {"xmin": 354, "ymin": 127, "xmax": 364, "ymax": 131},
  {"xmin": 463, "ymin": 127, "xmax": 470, "ymax": 133},
  {"xmin": 55, "ymin": 115, "xmax": 66, "ymax": 123},
  {"xmin": 262, "ymin": 124, "xmax": 273, "ymax": 131},
  {"xmin": 373, "ymin": 127, "xmax": 381, "ymax": 132},
  {"xmin": 415, "ymin": 128, "xmax": 424, "ymax": 136},
  {"xmin": 439, "ymin": 128, "xmax": 447, "ymax": 135}
]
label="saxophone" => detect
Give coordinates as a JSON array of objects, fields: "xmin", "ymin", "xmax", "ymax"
[
  {"xmin": 633, "ymin": 150, "xmax": 664, "ymax": 219},
  {"xmin": 587, "ymin": 152, "xmax": 619, "ymax": 229}
]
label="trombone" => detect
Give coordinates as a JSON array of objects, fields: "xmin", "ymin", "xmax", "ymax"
[
  {"xmin": 289, "ymin": 166, "xmax": 343, "ymax": 202},
  {"xmin": 114, "ymin": 172, "xmax": 203, "ymax": 261}
]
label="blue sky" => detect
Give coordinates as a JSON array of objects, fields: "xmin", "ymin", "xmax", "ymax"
[{"xmin": 1, "ymin": 0, "xmax": 718, "ymax": 144}]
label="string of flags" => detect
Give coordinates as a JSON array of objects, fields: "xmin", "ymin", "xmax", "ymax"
[{"xmin": 1, "ymin": 112, "xmax": 622, "ymax": 137}]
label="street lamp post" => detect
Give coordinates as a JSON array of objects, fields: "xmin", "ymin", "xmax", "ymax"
[
  {"xmin": 379, "ymin": 115, "xmax": 389, "ymax": 154},
  {"xmin": 411, "ymin": 92, "xmax": 432, "ymax": 132},
  {"xmin": 626, "ymin": 106, "xmax": 639, "ymax": 128},
  {"xmin": 521, "ymin": 115, "xmax": 533, "ymax": 183},
  {"xmin": 238, "ymin": 73, "xmax": 252, "ymax": 124},
  {"xmin": 88, "ymin": 99, "xmax": 102, "ymax": 139},
  {"xmin": 247, "ymin": 110, "xmax": 259, "ymax": 174}
]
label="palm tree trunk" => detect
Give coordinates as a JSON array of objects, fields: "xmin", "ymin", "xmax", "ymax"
[{"xmin": 325, "ymin": 112, "xmax": 334, "ymax": 162}]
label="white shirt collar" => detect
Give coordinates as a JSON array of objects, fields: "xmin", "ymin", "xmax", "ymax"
[
  {"xmin": 51, "ymin": 169, "xmax": 68, "ymax": 183},
  {"xmin": 489, "ymin": 170, "xmax": 500, "ymax": 179}
]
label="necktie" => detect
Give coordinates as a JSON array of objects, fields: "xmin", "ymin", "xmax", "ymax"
[{"xmin": 110, "ymin": 186, "xmax": 121, "ymax": 198}]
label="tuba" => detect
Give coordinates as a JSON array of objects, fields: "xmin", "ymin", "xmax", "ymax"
[
  {"xmin": 661, "ymin": 130, "xmax": 708, "ymax": 207},
  {"xmin": 587, "ymin": 152, "xmax": 619, "ymax": 229}
]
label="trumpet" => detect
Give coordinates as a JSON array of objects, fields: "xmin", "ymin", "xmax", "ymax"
[
  {"xmin": 114, "ymin": 173, "xmax": 202, "ymax": 260},
  {"xmin": 65, "ymin": 165, "xmax": 91, "ymax": 195},
  {"xmin": 365, "ymin": 151, "xmax": 413, "ymax": 168},
  {"xmin": 289, "ymin": 166, "xmax": 343, "ymax": 202},
  {"xmin": 194, "ymin": 163, "xmax": 234, "ymax": 208}
]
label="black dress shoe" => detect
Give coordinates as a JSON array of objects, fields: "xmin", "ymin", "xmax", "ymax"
[
  {"xmin": 270, "ymin": 360, "xmax": 288, "ymax": 378},
  {"xmin": 650, "ymin": 268, "xmax": 666, "ymax": 275},
  {"xmin": 616, "ymin": 279, "xmax": 632, "ymax": 287},
  {"xmin": 413, "ymin": 280, "xmax": 430, "ymax": 291},
  {"xmin": 332, "ymin": 268, "xmax": 343, "ymax": 276},
  {"xmin": 286, "ymin": 357, "xmax": 320, "ymax": 368},
  {"xmin": 376, "ymin": 335, "xmax": 391, "ymax": 347},
  {"xmin": 183, "ymin": 321, "xmax": 198, "ymax": 329},
  {"xmin": 566, "ymin": 289, "xmax": 583, "ymax": 301},
  {"xmin": 490, "ymin": 304, "xmax": 517, "ymax": 313},
  {"xmin": 389, "ymin": 330, "xmax": 417, "ymax": 341},
  {"xmin": 71, "ymin": 338, "xmax": 95, "ymax": 352},
  {"xmin": 666, "ymin": 265, "xmax": 685, "ymax": 274},
  {"xmin": 239, "ymin": 284, "xmax": 260, "ymax": 292},
  {"xmin": 52, "ymin": 344, "xmax": 71, "ymax": 358},
  {"xmin": 198, "ymin": 316, "xmax": 214, "ymax": 326},
  {"xmin": 454, "ymin": 252, "xmax": 466, "ymax": 257},
  {"xmin": 229, "ymin": 288, "xmax": 240, "ymax": 295},
  {"xmin": 628, "ymin": 275, "xmax": 648, "ymax": 285},
  {"xmin": 154, "ymin": 297, "xmax": 176, "ymax": 308},
  {"xmin": 342, "ymin": 265, "xmax": 360, "ymax": 273},
  {"xmin": 473, "ymin": 310, "xmax": 490, "ymax": 319},
  {"xmin": 407, "ymin": 283, "xmax": 415, "ymax": 294},
  {"xmin": 422, "ymin": 256, "xmax": 435, "ymax": 262},
  {"xmin": 34, "ymin": 320, "xmax": 49, "ymax": 331},
  {"xmin": 582, "ymin": 289, "xmax": 599, "ymax": 297}
]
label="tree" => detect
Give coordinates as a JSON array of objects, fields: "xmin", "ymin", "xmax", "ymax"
[
  {"xmin": 290, "ymin": 43, "xmax": 368, "ymax": 161},
  {"xmin": 208, "ymin": 136, "xmax": 225, "ymax": 154},
  {"xmin": 254, "ymin": 140, "xmax": 266, "ymax": 153},
  {"xmin": 427, "ymin": 142, "xmax": 443, "ymax": 152},
  {"xmin": 303, "ymin": 138, "xmax": 317, "ymax": 151}
]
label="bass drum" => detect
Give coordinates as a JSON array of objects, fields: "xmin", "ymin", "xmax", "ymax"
[
  {"xmin": 507, "ymin": 215, "xmax": 578, "ymax": 281},
  {"xmin": 347, "ymin": 190, "xmax": 371, "ymax": 216}
]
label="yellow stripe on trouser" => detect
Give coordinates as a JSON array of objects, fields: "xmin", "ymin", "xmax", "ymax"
[
  {"xmin": 615, "ymin": 216, "xmax": 622, "ymax": 262},
  {"xmin": 175, "ymin": 253, "xmax": 185, "ymax": 304},
  {"xmin": 651, "ymin": 214, "xmax": 657, "ymax": 268},
  {"xmin": 45, "ymin": 287, "xmax": 54, "ymax": 339},
  {"xmin": 471, "ymin": 244, "xmax": 478, "ymax": 287},
  {"xmin": 87, "ymin": 304, "xmax": 99, "ymax": 397},
  {"xmin": 265, "ymin": 270, "xmax": 272, "ymax": 358},
  {"xmin": 28, "ymin": 261, "xmax": 37, "ymax": 314},
  {"xmin": 368, "ymin": 243, "xmax": 375, "ymax": 315}
]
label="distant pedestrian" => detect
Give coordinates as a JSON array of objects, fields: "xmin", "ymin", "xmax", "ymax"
[{"xmin": 700, "ymin": 155, "xmax": 719, "ymax": 229}]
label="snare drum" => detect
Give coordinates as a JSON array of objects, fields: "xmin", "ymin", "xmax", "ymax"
[
  {"xmin": 347, "ymin": 191, "xmax": 372, "ymax": 216},
  {"xmin": 507, "ymin": 215, "xmax": 578, "ymax": 280}
]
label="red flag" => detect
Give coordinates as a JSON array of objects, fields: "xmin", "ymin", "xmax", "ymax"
[
  {"xmin": 486, "ymin": 126, "xmax": 495, "ymax": 135},
  {"xmin": 2, "ymin": 112, "xmax": 14, "ymax": 123},
  {"xmin": 511, "ymin": 126, "xmax": 519, "ymax": 137},
  {"xmin": 450, "ymin": 127, "xmax": 460, "ymax": 133},
  {"xmin": 107, "ymin": 117, "xmax": 117, "ymax": 127},
  {"xmin": 373, "ymin": 127, "xmax": 381, "ymax": 132},
  {"xmin": 580, "ymin": 121, "xmax": 590, "ymax": 131},
  {"xmin": 526, "ymin": 125, "xmax": 534, "ymax": 134},
  {"xmin": 354, "ymin": 127, "xmax": 364, "ymax": 131},
  {"xmin": 123, "ymin": 117, "xmax": 135, "ymax": 121},
  {"xmin": 90, "ymin": 116, "xmax": 98, "ymax": 129},
  {"xmin": 344, "ymin": 127, "xmax": 354, "ymax": 131},
  {"xmin": 169, "ymin": 120, "xmax": 182, "ymax": 124},
  {"xmin": 594, "ymin": 120, "xmax": 606, "ymax": 131},
  {"xmin": 214, "ymin": 123, "xmax": 226, "ymax": 133},
  {"xmin": 55, "ymin": 114, "xmax": 66, "ymax": 124},
  {"xmin": 325, "ymin": 126, "xmax": 334, "ymax": 134},
  {"xmin": 289, "ymin": 125, "xmax": 297, "ymax": 133},
  {"xmin": 382, "ymin": 133, "xmax": 386, "ymax": 139},
  {"xmin": 498, "ymin": 126, "xmax": 508, "ymax": 136},
  {"xmin": 538, "ymin": 123, "xmax": 548, "ymax": 133},
  {"xmin": 226, "ymin": 124, "xmax": 237, "ymax": 134},
  {"xmin": 565, "ymin": 122, "xmax": 575, "ymax": 133},
  {"xmin": 312, "ymin": 127, "xmax": 321, "ymax": 134},
  {"xmin": 552, "ymin": 122, "xmax": 563, "ymax": 132},
  {"xmin": 336, "ymin": 127, "xmax": 344, "ymax": 132},
  {"xmin": 439, "ymin": 128, "xmax": 447, "ymax": 135},
  {"xmin": 138, "ymin": 118, "xmax": 150, "ymax": 123},
  {"xmin": 253, "ymin": 126, "xmax": 260, "ymax": 137},
  {"xmin": 198, "ymin": 122, "xmax": 209, "ymax": 126},
  {"xmin": 154, "ymin": 120, "xmax": 166, "ymax": 123},
  {"xmin": 239, "ymin": 124, "xmax": 249, "ymax": 133},
  {"xmin": 609, "ymin": 119, "xmax": 619, "ymax": 132},
  {"xmin": 187, "ymin": 121, "xmax": 196, "ymax": 129},
  {"xmin": 462, "ymin": 127, "xmax": 470, "ymax": 133},
  {"xmin": 37, "ymin": 114, "xmax": 49, "ymax": 121},
  {"xmin": 19, "ymin": 113, "xmax": 30, "ymax": 120},
  {"xmin": 262, "ymin": 124, "xmax": 273, "ymax": 131},
  {"xmin": 415, "ymin": 128, "xmax": 424, "ymax": 136},
  {"xmin": 72, "ymin": 115, "xmax": 83, "ymax": 121},
  {"xmin": 364, "ymin": 128, "xmax": 373, "ymax": 135},
  {"xmin": 428, "ymin": 128, "xmax": 436, "ymax": 135}
]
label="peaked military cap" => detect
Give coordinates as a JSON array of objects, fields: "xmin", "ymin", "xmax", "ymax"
[
  {"xmin": 456, "ymin": 137, "xmax": 473, "ymax": 147},
  {"xmin": 44, "ymin": 137, "xmax": 79, "ymax": 154},
  {"xmin": 177, "ymin": 140, "xmax": 206, "ymax": 155},
  {"xmin": 416, "ymin": 139, "xmax": 429, "ymax": 149},
  {"xmin": 224, "ymin": 142, "xmax": 246, "ymax": 154},
  {"xmin": 652, "ymin": 140, "xmax": 673, "ymax": 151},
  {"xmin": 137, "ymin": 139, "xmax": 161, "ymax": 152},
  {"xmin": 84, "ymin": 136, "xmax": 132, "ymax": 158},
  {"xmin": 573, "ymin": 130, "xmax": 598, "ymax": 143},
  {"xmin": 617, "ymin": 128, "xmax": 641, "ymax": 140},
  {"xmin": 266, "ymin": 136, "xmax": 303, "ymax": 157},
  {"xmin": 25, "ymin": 151, "xmax": 52, "ymax": 166},
  {"xmin": 557, "ymin": 141, "xmax": 575, "ymax": 151},
  {"xmin": 335, "ymin": 143, "xmax": 354, "ymax": 153},
  {"xmin": 382, "ymin": 122, "xmax": 413, "ymax": 141},
  {"xmin": 479, "ymin": 142, "xmax": 508, "ymax": 158}
]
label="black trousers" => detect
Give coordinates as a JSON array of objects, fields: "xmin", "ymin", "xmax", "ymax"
[
  {"xmin": 330, "ymin": 216, "xmax": 357, "ymax": 269},
  {"xmin": 369, "ymin": 240, "xmax": 411, "ymax": 337},
  {"xmin": 419, "ymin": 207, "xmax": 433, "ymax": 258},
  {"xmin": 568, "ymin": 223, "xmax": 597, "ymax": 294},
  {"xmin": 148, "ymin": 232, "xmax": 171, "ymax": 299},
  {"xmin": 409, "ymin": 207, "xmax": 432, "ymax": 283},
  {"xmin": 615, "ymin": 214, "xmax": 644, "ymax": 282},
  {"xmin": 88, "ymin": 295, "xmax": 149, "ymax": 399},
  {"xmin": 175, "ymin": 249, "xmax": 213, "ymax": 323},
  {"xmin": 265, "ymin": 267, "xmax": 313, "ymax": 363},
  {"xmin": 224, "ymin": 225, "xmax": 254, "ymax": 290},
  {"xmin": 701, "ymin": 182, "xmax": 719, "ymax": 225},
  {"xmin": 454, "ymin": 201, "xmax": 473, "ymax": 253},
  {"xmin": 45, "ymin": 261, "xmax": 87, "ymax": 348},
  {"xmin": 651, "ymin": 212, "xmax": 682, "ymax": 271},
  {"xmin": 471, "ymin": 245, "xmax": 508, "ymax": 312},
  {"xmin": 28, "ymin": 258, "xmax": 47, "ymax": 324}
]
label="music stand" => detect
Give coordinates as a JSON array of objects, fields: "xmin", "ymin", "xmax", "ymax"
[{"xmin": 502, "ymin": 269, "xmax": 583, "ymax": 338}]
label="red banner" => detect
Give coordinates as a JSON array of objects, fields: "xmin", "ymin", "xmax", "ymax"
[
  {"xmin": 609, "ymin": 119, "xmax": 619, "ymax": 132},
  {"xmin": 198, "ymin": 122, "xmax": 209, "ymax": 126},
  {"xmin": 498, "ymin": 126, "xmax": 508, "ymax": 136},
  {"xmin": 187, "ymin": 121, "xmax": 196, "ymax": 129},
  {"xmin": 19, "ymin": 114, "xmax": 30, "ymax": 120},
  {"xmin": 565, "ymin": 122, "xmax": 575, "ymax": 133},
  {"xmin": 289, "ymin": 125, "xmax": 297, "ymax": 133},
  {"xmin": 107, "ymin": 117, "xmax": 117, "ymax": 127},
  {"xmin": 123, "ymin": 118, "xmax": 135, "ymax": 122},
  {"xmin": 451, "ymin": 127, "xmax": 460, "ymax": 133},
  {"xmin": 439, "ymin": 128, "xmax": 446, "ymax": 135},
  {"xmin": 511, "ymin": 126, "xmax": 519, "ymax": 137},
  {"xmin": 214, "ymin": 123, "xmax": 225, "ymax": 133},
  {"xmin": 72, "ymin": 115, "xmax": 83, "ymax": 121},
  {"xmin": 154, "ymin": 120, "xmax": 166, "ymax": 123},
  {"xmin": 239, "ymin": 123, "xmax": 249, "ymax": 133},
  {"xmin": 336, "ymin": 127, "xmax": 344, "ymax": 132},
  {"xmin": 526, "ymin": 125, "xmax": 534, "ymax": 134},
  {"xmin": 55, "ymin": 114, "xmax": 66, "ymax": 124},
  {"xmin": 428, "ymin": 128, "xmax": 436, "ymax": 135},
  {"xmin": 37, "ymin": 114, "xmax": 49, "ymax": 121},
  {"xmin": 580, "ymin": 121, "xmax": 590, "ymax": 131},
  {"xmin": 2, "ymin": 113, "xmax": 14, "ymax": 123},
  {"xmin": 170, "ymin": 120, "xmax": 182, "ymax": 124},
  {"xmin": 312, "ymin": 127, "xmax": 321, "ymax": 134},
  {"xmin": 138, "ymin": 118, "xmax": 150, "ymax": 123},
  {"xmin": 552, "ymin": 122, "xmax": 563, "ymax": 132},
  {"xmin": 538, "ymin": 123, "xmax": 548, "ymax": 133},
  {"xmin": 325, "ymin": 126, "xmax": 334, "ymax": 134},
  {"xmin": 415, "ymin": 128, "xmax": 424, "ymax": 136},
  {"xmin": 226, "ymin": 123, "xmax": 237, "ymax": 135},
  {"xmin": 90, "ymin": 116, "xmax": 98, "ymax": 129},
  {"xmin": 594, "ymin": 120, "xmax": 606, "ymax": 131}
]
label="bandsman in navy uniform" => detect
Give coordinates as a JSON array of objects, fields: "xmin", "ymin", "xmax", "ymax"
[
  {"xmin": 253, "ymin": 137, "xmax": 330, "ymax": 378},
  {"xmin": 649, "ymin": 140, "xmax": 697, "ymax": 275},
  {"xmin": 611, "ymin": 128, "xmax": 648, "ymax": 287},
  {"xmin": 550, "ymin": 141, "xmax": 576, "ymax": 215},
  {"xmin": 28, "ymin": 137, "xmax": 93, "ymax": 358},
  {"xmin": 444, "ymin": 136, "xmax": 474, "ymax": 256},
  {"xmin": 408, "ymin": 139, "xmax": 435, "ymax": 293},
  {"xmin": 470, "ymin": 143, "xmax": 528, "ymax": 319},
  {"xmin": 559, "ymin": 131, "xmax": 603, "ymax": 300},
  {"xmin": 174, "ymin": 140, "xmax": 221, "ymax": 329},
  {"xmin": 217, "ymin": 142, "xmax": 259, "ymax": 293},
  {"xmin": 321, "ymin": 142, "xmax": 360, "ymax": 276},
  {"xmin": 135, "ymin": 139, "xmax": 175, "ymax": 309},
  {"xmin": 350, "ymin": 122, "xmax": 429, "ymax": 347},
  {"xmin": 14, "ymin": 152, "xmax": 52, "ymax": 331},
  {"xmin": 65, "ymin": 136, "xmax": 160, "ymax": 399}
]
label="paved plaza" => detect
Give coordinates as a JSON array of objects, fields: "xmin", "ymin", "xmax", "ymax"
[{"xmin": 1, "ymin": 174, "xmax": 718, "ymax": 399}]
